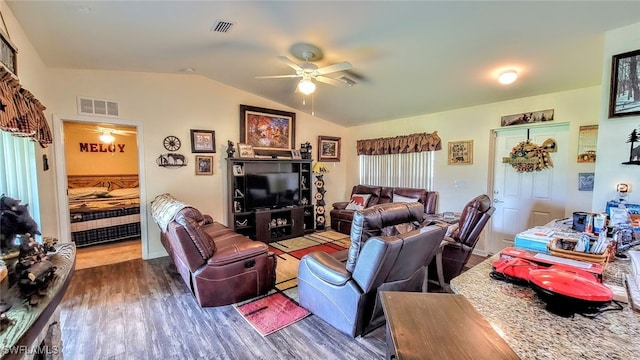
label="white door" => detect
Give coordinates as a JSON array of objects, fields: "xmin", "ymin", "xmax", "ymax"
[{"xmin": 488, "ymin": 124, "xmax": 568, "ymax": 254}]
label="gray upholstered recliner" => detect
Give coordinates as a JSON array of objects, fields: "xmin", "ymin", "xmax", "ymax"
[{"xmin": 297, "ymin": 202, "xmax": 447, "ymax": 337}]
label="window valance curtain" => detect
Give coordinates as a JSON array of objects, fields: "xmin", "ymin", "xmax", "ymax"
[
  {"xmin": 356, "ymin": 131, "xmax": 442, "ymax": 156},
  {"xmin": 0, "ymin": 67, "xmax": 52, "ymax": 147}
]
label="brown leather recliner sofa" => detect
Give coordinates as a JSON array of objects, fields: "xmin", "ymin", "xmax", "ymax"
[
  {"xmin": 330, "ymin": 185, "xmax": 438, "ymax": 234},
  {"xmin": 151, "ymin": 194, "xmax": 276, "ymax": 307}
]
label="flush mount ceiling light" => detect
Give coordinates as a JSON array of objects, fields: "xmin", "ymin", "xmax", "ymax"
[
  {"xmin": 298, "ymin": 76, "xmax": 316, "ymax": 95},
  {"xmin": 498, "ymin": 70, "xmax": 518, "ymax": 85}
]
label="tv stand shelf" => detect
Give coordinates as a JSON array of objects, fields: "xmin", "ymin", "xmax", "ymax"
[{"xmin": 227, "ymin": 158, "xmax": 314, "ymax": 243}]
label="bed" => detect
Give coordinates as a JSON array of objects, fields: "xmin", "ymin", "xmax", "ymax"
[{"xmin": 67, "ymin": 174, "xmax": 141, "ymax": 247}]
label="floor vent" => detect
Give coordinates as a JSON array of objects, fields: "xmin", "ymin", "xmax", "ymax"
[
  {"xmin": 77, "ymin": 97, "xmax": 120, "ymax": 117},
  {"xmin": 211, "ymin": 20, "xmax": 235, "ymax": 33}
]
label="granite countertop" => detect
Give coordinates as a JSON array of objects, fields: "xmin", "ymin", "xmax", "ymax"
[{"xmin": 450, "ymin": 252, "xmax": 640, "ymax": 360}]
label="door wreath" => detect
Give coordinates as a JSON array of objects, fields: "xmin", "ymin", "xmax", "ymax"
[{"xmin": 504, "ymin": 138, "xmax": 556, "ymax": 172}]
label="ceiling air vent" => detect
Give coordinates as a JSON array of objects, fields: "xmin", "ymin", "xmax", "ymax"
[
  {"xmin": 211, "ymin": 20, "xmax": 235, "ymax": 33},
  {"xmin": 338, "ymin": 76, "xmax": 357, "ymax": 87},
  {"xmin": 77, "ymin": 97, "xmax": 120, "ymax": 117}
]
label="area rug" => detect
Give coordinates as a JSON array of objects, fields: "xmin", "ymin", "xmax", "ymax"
[
  {"xmin": 235, "ymin": 230, "xmax": 350, "ymax": 336},
  {"xmin": 235, "ymin": 292, "xmax": 310, "ymax": 336}
]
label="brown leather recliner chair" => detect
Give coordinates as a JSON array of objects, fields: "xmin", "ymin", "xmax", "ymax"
[
  {"xmin": 298, "ymin": 202, "xmax": 447, "ymax": 337},
  {"xmin": 159, "ymin": 206, "xmax": 276, "ymax": 307},
  {"xmin": 428, "ymin": 194, "xmax": 494, "ymax": 290}
]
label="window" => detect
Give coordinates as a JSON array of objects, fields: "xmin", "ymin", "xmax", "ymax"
[
  {"xmin": 0, "ymin": 131, "xmax": 41, "ymax": 228},
  {"xmin": 359, "ymin": 151, "xmax": 434, "ymax": 190}
]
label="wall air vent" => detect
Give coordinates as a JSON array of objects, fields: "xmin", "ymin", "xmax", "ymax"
[
  {"xmin": 77, "ymin": 97, "xmax": 120, "ymax": 117},
  {"xmin": 338, "ymin": 76, "xmax": 357, "ymax": 87},
  {"xmin": 211, "ymin": 20, "xmax": 235, "ymax": 33}
]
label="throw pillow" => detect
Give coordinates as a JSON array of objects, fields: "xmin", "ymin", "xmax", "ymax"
[
  {"xmin": 392, "ymin": 193, "xmax": 420, "ymax": 203},
  {"xmin": 345, "ymin": 193, "xmax": 372, "ymax": 211}
]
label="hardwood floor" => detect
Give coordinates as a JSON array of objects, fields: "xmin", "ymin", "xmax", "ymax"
[
  {"xmin": 75, "ymin": 238, "xmax": 141, "ymax": 270},
  {"xmin": 60, "ymin": 249, "xmax": 489, "ymax": 359},
  {"xmin": 60, "ymin": 257, "xmax": 387, "ymax": 360}
]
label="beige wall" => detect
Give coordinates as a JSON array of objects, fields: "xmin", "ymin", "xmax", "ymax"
[
  {"xmin": 4, "ymin": 0, "xmax": 638, "ymax": 258},
  {"xmin": 63, "ymin": 122, "xmax": 138, "ymax": 175},
  {"xmin": 45, "ymin": 68, "xmax": 346, "ymax": 257},
  {"xmin": 592, "ymin": 22, "xmax": 640, "ymax": 208},
  {"xmin": 346, "ymin": 87, "xmax": 600, "ymax": 254},
  {"xmin": 0, "ymin": 1, "xmax": 57, "ymax": 238}
]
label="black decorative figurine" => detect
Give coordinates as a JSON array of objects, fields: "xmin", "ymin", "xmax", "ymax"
[{"xmin": 227, "ymin": 140, "xmax": 236, "ymax": 158}]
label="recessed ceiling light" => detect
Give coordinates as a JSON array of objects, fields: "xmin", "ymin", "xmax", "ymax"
[
  {"xmin": 181, "ymin": 67, "xmax": 195, "ymax": 73},
  {"xmin": 498, "ymin": 70, "xmax": 518, "ymax": 85}
]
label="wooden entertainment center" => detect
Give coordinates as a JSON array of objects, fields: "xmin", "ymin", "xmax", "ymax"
[{"xmin": 226, "ymin": 158, "xmax": 314, "ymax": 243}]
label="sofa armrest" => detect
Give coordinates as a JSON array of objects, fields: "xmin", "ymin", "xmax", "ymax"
[
  {"xmin": 208, "ymin": 240, "xmax": 267, "ymax": 266},
  {"xmin": 332, "ymin": 201, "xmax": 349, "ymax": 210},
  {"xmin": 300, "ymin": 251, "xmax": 351, "ymax": 286},
  {"xmin": 203, "ymin": 215, "xmax": 214, "ymax": 225}
]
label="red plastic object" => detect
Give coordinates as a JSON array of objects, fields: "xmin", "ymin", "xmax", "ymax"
[
  {"xmin": 528, "ymin": 266, "xmax": 613, "ymax": 304},
  {"xmin": 492, "ymin": 257, "xmax": 541, "ymax": 282}
]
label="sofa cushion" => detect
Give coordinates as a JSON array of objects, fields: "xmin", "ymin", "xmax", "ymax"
[
  {"xmin": 345, "ymin": 194, "xmax": 372, "ymax": 211},
  {"xmin": 392, "ymin": 193, "xmax": 420, "ymax": 203}
]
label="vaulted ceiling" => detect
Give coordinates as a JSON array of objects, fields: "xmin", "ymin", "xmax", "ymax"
[{"xmin": 7, "ymin": 1, "xmax": 640, "ymax": 126}]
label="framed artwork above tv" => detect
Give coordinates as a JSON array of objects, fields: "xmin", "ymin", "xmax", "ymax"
[{"xmin": 239, "ymin": 104, "xmax": 295, "ymax": 157}]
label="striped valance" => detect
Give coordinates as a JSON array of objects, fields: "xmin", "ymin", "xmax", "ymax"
[
  {"xmin": 356, "ymin": 131, "xmax": 442, "ymax": 156},
  {"xmin": 0, "ymin": 66, "xmax": 52, "ymax": 147}
]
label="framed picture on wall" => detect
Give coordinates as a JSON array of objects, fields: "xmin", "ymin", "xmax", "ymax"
[
  {"xmin": 578, "ymin": 172, "xmax": 595, "ymax": 191},
  {"xmin": 318, "ymin": 135, "xmax": 341, "ymax": 162},
  {"xmin": 577, "ymin": 125, "xmax": 598, "ymax": 162},
  {"xmin": 195, "ymin": 155, "xmax": 213, "ymax": 175},
  {"xmin": 190, "ymin": 129, "xmax": 216, "ymax": 153},
  {"xmin": 609, "ymin": 49, "xmax": 640, "ymax": 118},
  {"xmin": 239, "ymin": 104, "xmax": 295, "ymax": 155},
  {"xmin": 448, "ymin": 140, "xmax": 473, "ymax": 165}
]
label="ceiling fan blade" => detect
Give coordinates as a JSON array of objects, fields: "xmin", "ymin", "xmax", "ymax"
[
  {"xmin": 315, "ymin": 61, "xmax": 352, "ymax": 75},
  {"xmin": 277, "ymin": 56, "xmax": 303, "ymax": 72},
  {"xmin": 255, "ymin": 74, "xmax": 301, "ymax": 79},
  {"xmin": 316, "ymin": 76, "xmax": 350, "ymax": 87}
]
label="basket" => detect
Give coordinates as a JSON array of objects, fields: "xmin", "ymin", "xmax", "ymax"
[{"xmin": 547, "ymin": 238, "xmax": 609, "ymax": 265}]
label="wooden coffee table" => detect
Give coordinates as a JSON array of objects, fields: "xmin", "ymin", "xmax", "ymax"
[{"xmin": 380, "ymin": 291, "xmax": 519, "ymax": 360}]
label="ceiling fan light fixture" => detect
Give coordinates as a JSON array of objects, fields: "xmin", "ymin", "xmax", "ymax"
[
  {"xmin": 498, "ymin": 70, "xmax": 518, "ymax": 85},
  {"xmin": 298, "ymin": 77, "xmax": 316, "ymax": 95},
  {"xmin": 99, "ymin": 130, "xmax": 115, "ymax": 144}
]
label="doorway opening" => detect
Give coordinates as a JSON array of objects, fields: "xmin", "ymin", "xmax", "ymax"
[{"xmin": 53, "ymin": 114, "xmax": 148, "ymax": 267}]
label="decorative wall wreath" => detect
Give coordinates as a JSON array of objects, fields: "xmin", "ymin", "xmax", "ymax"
[{"xmin": 504, "ymin": 138, "xmax": 556, "ymax": 172}]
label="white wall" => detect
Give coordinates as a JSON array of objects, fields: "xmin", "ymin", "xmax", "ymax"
[{"xmin": 592, "ymin": 23, "xmax": 640, "ymax": 209}]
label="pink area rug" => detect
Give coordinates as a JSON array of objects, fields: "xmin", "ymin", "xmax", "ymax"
[{"xmin": 235, "ymin": 293, "xmax": 310, "ymax": 336}]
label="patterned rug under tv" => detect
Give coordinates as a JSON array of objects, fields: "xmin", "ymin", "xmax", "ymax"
[{"xmin": 234, "ymin": 230, "xmax": 350, "ymax": 336}]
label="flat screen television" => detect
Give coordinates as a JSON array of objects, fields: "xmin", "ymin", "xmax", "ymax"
[{"xmin": 245, "ymin": 172, "xmax": 300, "ymax": 210}]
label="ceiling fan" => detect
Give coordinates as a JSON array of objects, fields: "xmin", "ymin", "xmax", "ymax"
[
  {"xmin": 91, "ymin": 126, "xmax": 136, "ymax": 143},
  {"xmin": 256, "ymin": 43, "xmax": 353, "ymax": 95}
]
